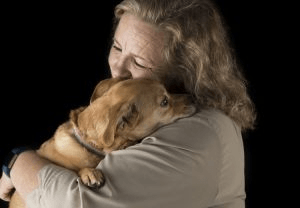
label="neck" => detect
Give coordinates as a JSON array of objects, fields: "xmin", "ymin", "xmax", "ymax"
[{"xmin": 72, "ymin": 127, "xmax": 106, "ymax": 158}]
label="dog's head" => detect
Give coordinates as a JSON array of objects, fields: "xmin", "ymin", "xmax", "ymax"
[{"xmin": 70, "ymin": 78, "xmax": 196, "ymax": 153}]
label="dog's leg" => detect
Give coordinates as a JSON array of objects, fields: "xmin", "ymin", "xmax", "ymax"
[{"xmin": 78, "ymin": 168, "xmax": 104, "ymax": 187}]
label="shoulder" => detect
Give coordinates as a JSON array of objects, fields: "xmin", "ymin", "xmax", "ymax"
[
  {"xmin": 95, "ymin": 109, "xmax": 240, "ymax": 207},
  {"xmin": 143, "ymin": 109, "xmax": 240, "ymax": 153}
]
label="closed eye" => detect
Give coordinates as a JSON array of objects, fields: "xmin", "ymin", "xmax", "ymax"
[
  {"xmin": 112, "ymin": 45, "xmax": 122, "ymax": 52},
  {"xmin": 133, "ymin": 59, "xmax": 148, "ymax": 69},
  {"xmin": 112, "ymin": 38, "xmax": 153, "ymax": 71},
  {"xmin": 112, "ymin": 38, "xmax": 122, "ymax": 52}
]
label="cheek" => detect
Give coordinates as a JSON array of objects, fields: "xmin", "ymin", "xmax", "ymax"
[
  {"xmin": 108, "ymin": 50, "xmax": 115, "ymax": 70},
  {"xmin": 159, "ymin": 108, "xmax": 177, "ymax": 122},
  {"xmin": 151, "ymin": 109, "xmax": 172, "ymax": 124},
  {"xmin": 108, "ymin": 50, "xmax": 124, "ymax": 79}
]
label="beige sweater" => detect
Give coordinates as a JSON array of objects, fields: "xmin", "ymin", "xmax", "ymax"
[{"xmin": 26, "ymin": 109, "xmax": 246, "ymax": 208}]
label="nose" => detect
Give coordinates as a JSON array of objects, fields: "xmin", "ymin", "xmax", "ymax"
[{"xmin": 109, "ymin": 55, "xmax": 132, "ymax": 79}]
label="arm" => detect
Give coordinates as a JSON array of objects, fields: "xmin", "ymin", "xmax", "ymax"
[
  {"xmin": 2, "ymin": 110, "xmax": 244, "ymax": 208},
  {"xmin": 24, "ymin": 114, "xmax": 221, "ymax": 208},
  {"xmin": 0, "ymin": 151, "xmax": 50, "ymax": 202},
  {"xmin": 10, "ymin": 151, "xmax": 50, "ymax": 200}
]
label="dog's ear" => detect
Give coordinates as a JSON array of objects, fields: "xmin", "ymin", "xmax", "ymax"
[
  {"xmin": 90, "ymin": 77, "xmax": 127, "ymax": 103},
  {"xmin": 70, "ymin": 107, "xmax": 86, "ymax": 126},
  {"xmin": 116, "ymin": 103, "xmax": 139, "ymax": 131},
  {"xmin": 102, "ymin": 103, "xmax": 139, "ymax": 147}
]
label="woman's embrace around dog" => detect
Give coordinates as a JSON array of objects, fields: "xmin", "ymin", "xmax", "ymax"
[{"xmin": 1, "ymin": 0, "xmax": 256, "ymax": 208}]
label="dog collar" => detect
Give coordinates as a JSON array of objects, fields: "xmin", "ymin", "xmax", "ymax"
[{"xmin": 72, "ymin": 127, "xmax": 106, "ymax": 157}]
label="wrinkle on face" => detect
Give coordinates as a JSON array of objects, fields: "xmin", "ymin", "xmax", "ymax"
[
  {"xmin": 109, "ymin": 13, "xmax": 165, "ymax": 78},
  {"xmin": 120, "ymin": 14, "xmax": 164, "ymax": 65}
]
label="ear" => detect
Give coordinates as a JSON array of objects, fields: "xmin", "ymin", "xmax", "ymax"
[
  {"xmin": 102, "ymin": 103, "xmax": 139, "ymax": 147},
  {"xmin": 69, "ymin": 106, "xmax": 86, "ymax": 126},
  {"xmin": 116, "ymin": 103, "xmax": 139, "ymax": 131},
  {"xmin": 90, "ymin": 77, "xmax": 128, "ymax": 103}
]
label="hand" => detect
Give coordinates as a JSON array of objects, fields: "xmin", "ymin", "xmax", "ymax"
[{"xmin": 0, "ymin": 172, "xmax": 14, "ymax": 202}]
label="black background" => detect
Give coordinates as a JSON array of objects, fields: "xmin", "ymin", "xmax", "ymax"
[{"xmin": 1, "ymin": 1, "xmax": 293, "ymax": 207}]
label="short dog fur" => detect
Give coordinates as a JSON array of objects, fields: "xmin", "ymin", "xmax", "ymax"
[{"xmin": 9, "ymin": 78, "xmax": 196, "ymax": 208}]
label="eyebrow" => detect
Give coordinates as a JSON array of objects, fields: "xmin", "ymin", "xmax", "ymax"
[{"xmin": 113, "ymin": 38, "xmax": 153, "ymax": 63}]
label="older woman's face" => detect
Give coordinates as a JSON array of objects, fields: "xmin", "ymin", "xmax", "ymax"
[{"xmin": 108, "ymin": 13, "xmax": 165, "ymax": 79}]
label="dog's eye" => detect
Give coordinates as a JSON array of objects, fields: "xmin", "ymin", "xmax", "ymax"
[{"xmin": 160, "ymin": 96, "xmax": 169, "ymax": 107}]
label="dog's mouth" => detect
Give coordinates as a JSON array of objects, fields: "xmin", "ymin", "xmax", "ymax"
[{"xmin": 72, "ymin": 126, "xmax": 106, "ymax": 158}]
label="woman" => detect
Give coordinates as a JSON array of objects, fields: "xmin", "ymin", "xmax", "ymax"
[{"xmin": 0, "ymin": 0, "xmax": 256, "ymax": 207}]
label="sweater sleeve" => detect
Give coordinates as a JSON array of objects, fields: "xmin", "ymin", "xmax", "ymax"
[{"xmin": 26, "ymin": 113, "xmax": 222, "ymax": 208}]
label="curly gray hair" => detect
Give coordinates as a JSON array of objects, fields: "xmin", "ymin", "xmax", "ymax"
[{"xmin": 112, "ymin": 0, "xmax": 256, "ymax": 131}]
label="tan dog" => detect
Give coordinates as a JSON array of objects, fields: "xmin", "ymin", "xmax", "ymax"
[{"xmin": 9, "ymin": 78, "xmax": 196, "ymax": 208}]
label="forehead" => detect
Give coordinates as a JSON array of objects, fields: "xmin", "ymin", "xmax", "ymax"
[{"xmin": 114, "ymin": 13, "xmax": 165, "ymax": 64}]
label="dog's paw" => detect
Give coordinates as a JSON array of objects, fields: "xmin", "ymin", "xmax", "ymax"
[{"xmin": 78, "ymin": 168, "xmax": 104, "ymax": 187}]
